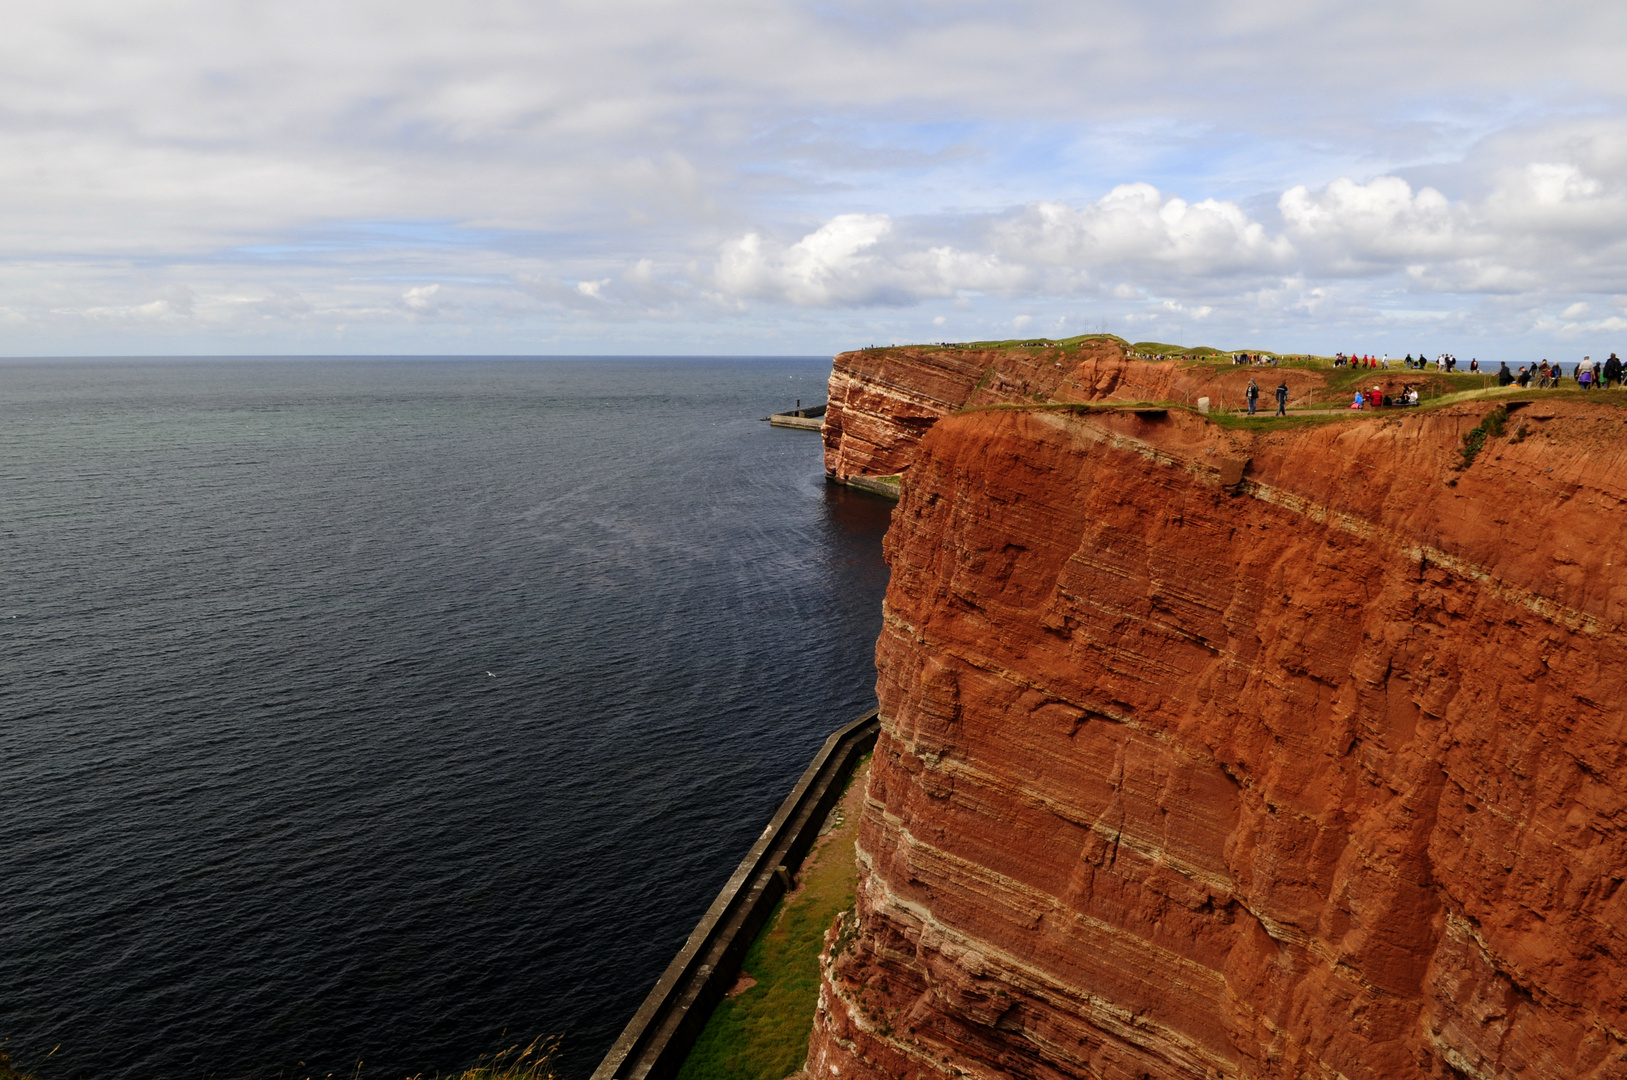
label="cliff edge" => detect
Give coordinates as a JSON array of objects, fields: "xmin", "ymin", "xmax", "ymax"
[
  {"xmin": 819, "ymin": 340, "xmax": 1341, "ymax": 485},
  {"xmin": 809, "ymin": 398, "xmax": 1627, "ymax": 1079}
]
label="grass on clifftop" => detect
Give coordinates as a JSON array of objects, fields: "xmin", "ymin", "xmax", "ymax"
[
  {"xmin": 675, "ymin": 759, "xmax": 871, "ymax": 1080},
  {"xmin": 939, "ymin": 333, "xmax": 1130, "ymax": 350}
]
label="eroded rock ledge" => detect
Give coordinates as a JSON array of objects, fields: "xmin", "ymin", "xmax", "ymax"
[
  {"xmin": 819, "ymin": 341, "xmax": 1331, "ymax": 485},
  {"xmin": 809, "ymin": 402, "xmax": 1627, "ymax": 1080}
]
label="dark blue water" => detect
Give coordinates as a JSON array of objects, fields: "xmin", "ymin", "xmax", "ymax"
[{"xmin": 0, "ymin": 358, "xmax": 892, "ymax": 1080}]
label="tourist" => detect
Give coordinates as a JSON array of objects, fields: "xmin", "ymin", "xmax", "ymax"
[
  {"xmin": 1351, "ymin": 389, "xmax": 1365, "ymax": 410},
  {"xmin": 1580, "ymin": 363, "xmax": 1594, "ymax": 390},
  {"xmin": 1517, "ymin": 366, "xmax": 1531, "ymax": 388},
  {"xmin": 1498, "ymin": 362, "xmax": 1514, "ymax": 386},
  {"xmin": 1606, "ymin": 353, "xmax": 1623, "ymax": 387},
  {"xmin": 1275, "ymin": 379, "xmax": 1288, "ymax": 416},
  {"xmin": 1407, "ymin": 386, "xmax": 1420, "ymax": 406},
  {"xmin": 1370, "ymin": 385, "xmax": 1384, "ymax": 407},
  {"xmin": 1246, "ymin": 378, "xmax": 1260, "ymax": 415},
  {"xmin": 1470, "ymin": 358, "xmax": 1480, "ymax": 373}
]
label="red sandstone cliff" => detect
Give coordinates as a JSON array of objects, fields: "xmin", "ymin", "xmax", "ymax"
[
  {"xmin": 809, "ymin": 399, "xmax": 1627, "ymax": 1080},
  {"xmin": 820, "ymin": 343, "xmax": 1334, "ymax": 484}
]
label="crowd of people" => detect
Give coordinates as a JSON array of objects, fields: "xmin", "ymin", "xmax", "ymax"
[
  {"xmin": 1241, "ymin": 375, "xmax": 1423, "ymax": 415},
  {"xmin": 1176, "ymin": 348, "xmax": 1624, "ymax": 417},
  {"xmin": 1335, "ymin": 352, "xmax": 1473, "ymax": 371},
  {"xmin": 1495, "ymin": 354, "xmax": 1624, "ymax": 389}
]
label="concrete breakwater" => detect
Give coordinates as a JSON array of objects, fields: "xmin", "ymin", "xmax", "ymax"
[
  {"xmin": 591, "ymin": 708, "xmax": 880, "ymax": 1080},
  {"xmin": 769, "ymin": 403, "xmax": 827, "ymax": 430}
]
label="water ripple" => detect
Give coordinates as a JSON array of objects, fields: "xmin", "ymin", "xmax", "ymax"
[{"xmin": 0, "ymin": 357, "xmax": 891, "ymax": 1080}]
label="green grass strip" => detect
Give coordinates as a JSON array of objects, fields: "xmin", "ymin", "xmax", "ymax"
[{"xmin": 676, "ymin": 760, "xmax": 870, "ymax": 1080}]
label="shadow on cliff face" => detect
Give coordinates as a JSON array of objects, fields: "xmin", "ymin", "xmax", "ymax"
[
  {"xmin": 810, "ymin": 482, "xmax": 893, "ymax": 665},
  {"xmin": 820, "ymin": 481, "xmax": 895, "ymax": 556}
]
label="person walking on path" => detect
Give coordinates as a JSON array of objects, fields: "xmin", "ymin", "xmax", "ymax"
[
  {"xmin": 1246, "ymin": 377, "xmax": 1260, "ymax": 415},
  {"xmin": 1275, "ymin": 379, "xmax": 1288, "ymax": 416},
  {"xmin": 1606, "ymin": 353, "xmax": 1623, "ymax": 387},
  {"xmin": 1498, "ymin": 362, "xmax": 1514, "ymax": 386}
]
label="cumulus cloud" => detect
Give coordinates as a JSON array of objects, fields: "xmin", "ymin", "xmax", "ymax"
[
  {"xmin": 994, "ymin": 185, "xmax": 1290, "ymax": 274},
  {"xmin": 1281, "ymin": 177, "xmax": 1463, "ymax": 263},
  {"xmin": 713, "ymin": 214, "xmax": 1026, "ymax": 306},
  {"xmin": 1275, "ymin": 157, "xmax": 1627, "ymax": 297},
  {"xmin": 693, "ymin": 153, "xmax": 1627, "ymax": 353},
  {"xmin": 705, "ymin": 184, "xmax": 1299, "ymax": 308}
]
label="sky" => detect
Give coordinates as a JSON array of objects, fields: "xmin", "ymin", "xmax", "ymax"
[{"xmin": 4, "ymin": 0, "xmax": 1627, "ymax": 358}]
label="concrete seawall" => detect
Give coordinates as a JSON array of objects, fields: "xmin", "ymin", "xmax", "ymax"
[
  {"xmin": 770, "ymin": 402, "xmax": 827, "ymax": 430},
  {"xmin": 591, "ymin": 708, "xmax": 880, "ymax": 1080}
]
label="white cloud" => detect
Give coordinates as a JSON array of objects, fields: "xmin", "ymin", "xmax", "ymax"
[
  {"xmin": 403, "ymin": 284, "xmax": 440, "ymax": 311},
  {"xmin": 713, "ymin": 214, "xmax": 1027, "ymax": 306},
  {"xmin": 2, "ymin": 2, "xmax": 1627, "ymax": 354},
  {"xmin": 995, "ymin": 185, "xmax": 1290, "ymax": 274},
  {"xmin": 1280, "ymin": 177, "xmax": 1463, "ymax": 263}
]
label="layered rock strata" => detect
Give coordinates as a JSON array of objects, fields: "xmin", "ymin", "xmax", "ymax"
[
  {"xmin": 820, "ymin": 343, "xmax": 1332, "ymax": 485},
  {"xmin": 808, "ymin": 401, "xmax": 1627, "ymax": 1080}
]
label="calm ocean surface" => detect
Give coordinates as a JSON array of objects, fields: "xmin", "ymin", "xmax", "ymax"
[{"xmin": 0, "ymin": 358, "xmax": 892, "ymax": 1080}]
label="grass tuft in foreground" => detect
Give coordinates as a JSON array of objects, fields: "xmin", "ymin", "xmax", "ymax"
[
  {"xmin": 675, "ymin": 759, "xmax": 871, "ymax": 1080},
  {"xmin": 404, "ymin": 1036, "xmax": 559, "ymax": 1080},
  {"xmin": 0, "ymin": 1052, "xmax": 38, "ymax": 1080}
]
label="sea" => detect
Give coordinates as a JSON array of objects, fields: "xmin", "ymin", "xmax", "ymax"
[{"xmin": 0, "ymin": 357, "xmax": 894, "ymax": 1080}]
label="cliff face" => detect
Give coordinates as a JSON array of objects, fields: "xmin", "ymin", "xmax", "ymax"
[
  {"xmin": 808, "ymin": 401, "xmax": 1627, "ymax": 1080},
  {"xmin": 820, "ymin": 343, "xmax": 1330, "ymax": 483}
]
